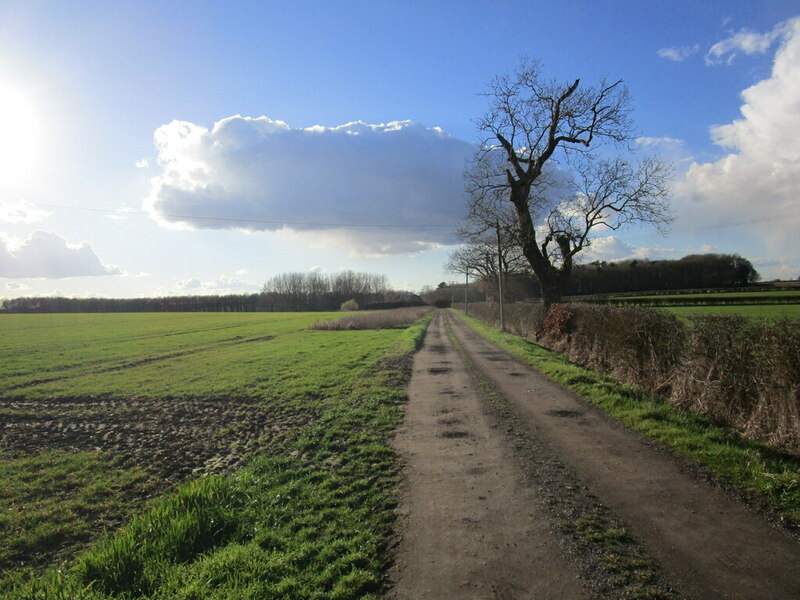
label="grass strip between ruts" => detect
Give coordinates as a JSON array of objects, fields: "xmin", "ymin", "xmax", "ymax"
[
  {"xmin": 452, "ymin": 310, "xmax": 800, "ymax": 528},
  {"xmin": 4, "ymin": 314, "xmax": 432, "ymax": 600}
]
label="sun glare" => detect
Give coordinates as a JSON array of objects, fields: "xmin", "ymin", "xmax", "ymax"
[{"xmin": 0, "ymin": 83, "xmax": 39, "ymax": 187}]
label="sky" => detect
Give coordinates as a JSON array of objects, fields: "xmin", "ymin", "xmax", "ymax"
[{"xmin": 1, "ymin": 0, "xmax": 800, "ymax": 299}]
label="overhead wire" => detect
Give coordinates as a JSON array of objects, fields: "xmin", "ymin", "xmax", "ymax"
[
  {"xmin": 29, "ymin": 202, "xmax": 800, "ymax": 234},
  {"xmin": 30, "ymin": 202, "xmax": 457, "ymax": 230}
]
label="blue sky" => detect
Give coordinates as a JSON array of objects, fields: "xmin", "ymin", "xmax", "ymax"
[{"xmin": 1, "ymin": 0, "xmax": 799, "ymax": 298}]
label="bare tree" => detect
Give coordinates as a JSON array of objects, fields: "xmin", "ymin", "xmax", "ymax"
[
  {"xmin": 446, "ymin": 241, "xmax": 501, "ymax": 282},
  {"xmin": 474, "ymin": 59, "xmax": 672, "ymax": 306},
  {"xmin": 452, "ymin": 152, "xmax": 532, "ymax": 326},
  {"xmin": 446, "ymin": 218, "xmax": 528, "ymax": 297}
]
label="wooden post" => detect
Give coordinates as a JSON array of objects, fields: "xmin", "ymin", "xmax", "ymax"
[
  {"xmin": 496, "ymin": 223, "xmax": 505, "ymax": 331},
  {"xmin": 464, "ymin": 269, "xmax": 469, "ymax": 316}
]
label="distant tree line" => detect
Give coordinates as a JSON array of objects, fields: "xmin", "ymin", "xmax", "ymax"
[
  {"xmin": 0, "ymin": 270, "xmax": 425, "ymax": 313},
  {"xmin": 0, "ymin": 294, "xmax": 269, "ymax": 313},
  {"xmin": 262, "ymin": 270, "xmax": 391, "ymax": 311},
  {"xmin": 429, "ymin": 254, "xmax": 760, "ymax": 305},
  {"xmin": 419, "ymin": 281, "xmax": 485, "ymax": 307},
  {"xmin": 563, "ymin": 254, "xmax": 760, "ymax": 296}
]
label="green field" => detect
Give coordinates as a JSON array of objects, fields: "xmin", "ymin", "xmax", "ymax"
[
  {"xmin": 589, "ymin": 289, "xmax": 800, "ymax": 320},
  {"xmin": 609, "ymin": 290, "xmax": 800, "ymax": 300},
  {"xmin": 0, "ymin": 311, "xmax": 430, "ymax": 599},
  {"xmin": 664, "ymin": 304, "xmax": 800, "ymax": 320}
]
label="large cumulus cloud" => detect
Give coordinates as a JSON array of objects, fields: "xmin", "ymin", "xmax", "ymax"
[
  {"xmin": 0, "ymin": 231, "xmax": 121, "ymax": 278},
  {"xmin": 145, "ymin": 117, "xmax": 474, "ymax": 254},
  {"xmin": 679, "ymin": 17, "xmax": 800, "ymax": 276}
]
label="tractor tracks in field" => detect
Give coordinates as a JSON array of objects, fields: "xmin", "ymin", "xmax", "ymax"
[
  {"xmin": 0, "ymin": 394, "xmax": 312, "ymax": 484},
  {"xmin": 389, "ymin": 309, "xmax": 800, "ymax": 600},
  {"xmin": 0, "ymin": 335, "xmax": 276, "ymax": 393}
]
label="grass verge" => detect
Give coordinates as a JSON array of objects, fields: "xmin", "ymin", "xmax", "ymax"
[
  {"xmin": 663, "ymin": 304, "xmax": 800, "ymax": 320},
  {"xmin": 452, "ymin": 310, "xmax": 800, "ymax": 528}
]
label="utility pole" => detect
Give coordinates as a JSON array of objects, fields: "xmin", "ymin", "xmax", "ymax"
[
  {"xmin": 464, "ymin": 269, "xmax": 469, "ymax": 316},
  {"xmin": 495, "ymin": 223, "xmax": 505, "ymax": 331}
]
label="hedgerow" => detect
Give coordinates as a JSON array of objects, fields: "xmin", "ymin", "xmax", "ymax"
[{"xmin": 465, "ymin": 302, "xmax": 800, "ymax": 453}]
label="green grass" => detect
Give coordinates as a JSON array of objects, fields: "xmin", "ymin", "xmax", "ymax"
[
  {"xmin": 0, "ymin": 312, "xmax": 432, "ymax": 598},
  {"xmin": 0, "ymin": 452, "xmax": 155, "ymax": 584},
  {"xmin": 453, "ymin": 310, "xmax": 800, "ymax": 527},
  {"xmin": 0, "ymin": 312, "xmax": 379, "ymax": 398},
  {"xmin": 664, "ymin": 304, "xmax": 800, "ymax": 320},
  {"xmin": 593, "ymin": 290, "xmax": 800, "ymax": 320},
  {"xmin": 609, "ymin": 290, "xmax": 800, "ymax": 300}
]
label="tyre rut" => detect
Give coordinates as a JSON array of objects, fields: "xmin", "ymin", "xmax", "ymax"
[
  {"xmin": 389, "ymin": 311, "xmax": 587, "ymax": 599},
  {"xmin": 446, "ymin": 310, "xmax": 800, "ymax": 600}
]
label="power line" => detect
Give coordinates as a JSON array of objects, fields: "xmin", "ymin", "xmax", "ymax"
[
  {"xmin": 31, "ymin": 202, "xmax": 457, "ymax": 231},
  {"xmin": 31, "ymin": 201, "xmax": 799, "ymax": 234}
]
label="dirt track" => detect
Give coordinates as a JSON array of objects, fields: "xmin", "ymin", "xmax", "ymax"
[{"xmin": 389, "ymin": 310, "xmax": 800, "ymax": 599}]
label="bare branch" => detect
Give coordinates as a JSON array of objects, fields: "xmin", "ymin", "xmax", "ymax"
[{"xmin": 466, "ymin": 58, "xmax": 672, "ymax": 305}]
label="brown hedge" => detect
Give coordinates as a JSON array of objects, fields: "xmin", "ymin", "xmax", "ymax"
[{"xmin": 465, "ymin": 302, "xmax": 800, "ymax": 454}]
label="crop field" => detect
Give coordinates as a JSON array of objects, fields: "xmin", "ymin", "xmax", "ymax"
[
  {"xmin": 608, "ymin": 290, "xmax": 800, "ymax": 300},
  {"xmin": 0, "ymin": 311, "xmax": 430, "ymax": 598},
  {"xmin": 663, "ymin": 303, "xmax": 800, "ymax": 320},
  {"xmin": 589, "ymin": 289, "xmax": 800, "ymax": 320}
]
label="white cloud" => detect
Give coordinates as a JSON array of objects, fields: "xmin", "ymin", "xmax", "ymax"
[
  {"xmin": 145, "ymin": 117, "xmax": 473, "ymax": 254},
  {"xmin": 681, "ymin": 17, "xmax": 800, "ymax": 264},
  {"xmin": 636, "ymin": 136, "xmax": 684, "ymax": 147},
  {"xmin": 753, "ymin": 257, "xmax": 800, "ymax": 279},
  {"xmin": 135, "ymin": 158, "xmax": 150, "ymax": 168},
  {"xmin": 104, "ymin": 205, "xmax": 137, "ymax": 221},
  {"xmin": 205, "ymin": 275, "xmax": 259, "ymax": 290},
  {"xmin": 0, "ymin": 231, "xmax": 122, "ymax": 278},
  {"xmin": 0, "ymin": 199, "xmax": 50, "ymax": 223},
  {"xmin": 635, "ymin": 136, "xmax": 693, "ymax": 164},
  {"xmin": 6, "ymin": 281, "xmax": 29, "ymax": 291},
  {"xmin": 580, "ymin": 236, "xmax": 638, "ymax": 262},
  {"xmin": 177, "ymin": 278, "xmax": 202, "ymax": 289},
  {"xmin": 705, "ymin": 21, "xmax": 790, "ymax": 65},
  {"xmin": 578, "ymin": 237, "xmax": 723, "ymax": 264},
  {"xmin": 657, "ymin": 45, "xmax": 699, "ymax": 62},
  {"xmin": 172, "ymin": 274, "xmax": 261, "ymax": 295},
  {"xmin": 306, "ymin": 228, "xmax": 447, "ymax": 257}
]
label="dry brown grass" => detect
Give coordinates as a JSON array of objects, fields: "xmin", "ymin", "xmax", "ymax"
[
  {"xmin": 465, "ymin": 302, "xmax": 800, "ymax": 454},
  {"xmin": 670, "ymin": 316, "xmax": 800, "ymax": 452},
  {"xmin": 309, "ymin": 306, "xmax": 433, "ymax": 330},
  {"xmin": 466, "ymin": 302, "xmax": 546, "ymax": 338}
]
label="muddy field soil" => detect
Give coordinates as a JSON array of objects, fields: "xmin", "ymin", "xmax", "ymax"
[{"xmin": 0, "ymin": 396, "xmax": 313, "ymax": 484}]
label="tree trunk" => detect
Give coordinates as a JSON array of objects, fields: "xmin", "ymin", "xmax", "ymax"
[
  {"xmin": 537, "ymin": 274, "xmax": 563, "ymax": 308},
  {"xmin": 508, "ymin": 183, "xmax": 561, "ymax": 308}
]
